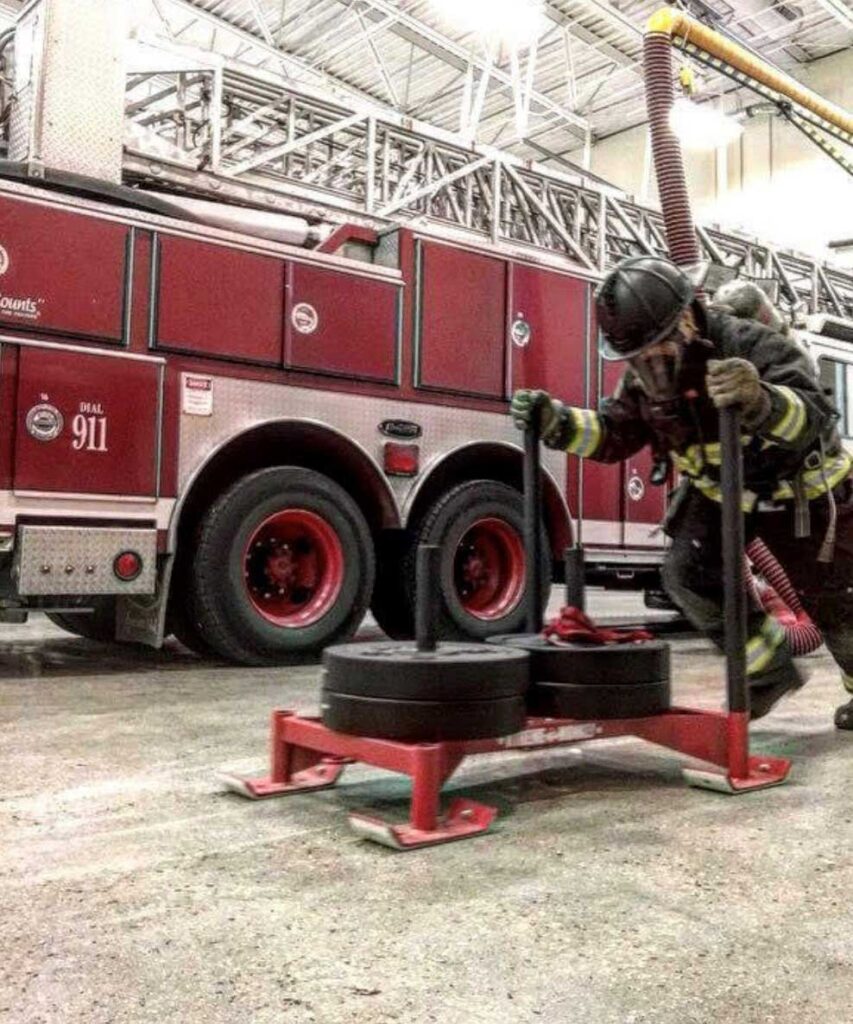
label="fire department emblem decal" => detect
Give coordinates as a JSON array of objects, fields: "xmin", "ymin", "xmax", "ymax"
[
  {"xmin": 627, "ymin": 475, "xmax": 645, "ymax": 502},
  {"xmin": 291, "ymin": 303, "xmax": 319, "ymax": 335},
  {"xmin": 26, "ymin": 403, "xmax": 63, "ymax": 442},
  {"xmin": 0, "ymin": 245, "xmax": 8, "ymax": 276},
  {"xmin": 511, "ymin": 317, "xmax": 532, "ymax": 348}
]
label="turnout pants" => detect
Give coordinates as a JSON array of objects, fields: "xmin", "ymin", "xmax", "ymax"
[{"xmin": 661, "ymin": 480, "xmax": 853, "ymax": 698}]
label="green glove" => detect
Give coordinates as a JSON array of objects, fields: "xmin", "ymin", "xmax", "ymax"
[
  {"xmin": 705, "ymin": 358, "xmax": 770, "ymax": 427},
  {"xmin": 510, "ymin": 389, "xmax": 567, "ymax": 447}
]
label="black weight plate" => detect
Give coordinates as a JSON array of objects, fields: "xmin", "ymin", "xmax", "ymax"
[
  {"xmin": 528, "ymin": 679, "xmax": 671, "ymax": 720},
  {"xmin": 323, "ymin": 641, "xmax": 530, "ymax": 700},
  {"xmin": 321, "ymin": 688, "xmax": 526, "ymax": 742},
  {"xmin": 488, "ymin": 634, "xmax": 669, "ymax": 685}
]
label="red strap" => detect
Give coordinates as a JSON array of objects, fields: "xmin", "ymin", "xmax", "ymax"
[{"xmin": 542, "ymin": 606, "xmax": 654, "ymax": 646}]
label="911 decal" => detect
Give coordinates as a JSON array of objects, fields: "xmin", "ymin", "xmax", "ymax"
[{"xmin": 72, "ymin": 401, "xmax": 108, "ymax": 452}]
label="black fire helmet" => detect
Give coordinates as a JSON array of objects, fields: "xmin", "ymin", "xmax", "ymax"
[{"xmin": 595, "ymin": 255, "xmax": 698, "ymax": 360}]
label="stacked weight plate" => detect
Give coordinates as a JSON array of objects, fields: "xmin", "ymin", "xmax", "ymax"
[
  {"xmin": 321, "ymin": 641, "xmax": 529, "ymax": 741},
  {"xmin": 489, "ymin": 635, "xmax": 671, "ymax": 719}
]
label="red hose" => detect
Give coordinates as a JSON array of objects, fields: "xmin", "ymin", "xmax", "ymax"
[{"xmin": 745, "ymin": 539, "xmax": 823, "ymax": 655}]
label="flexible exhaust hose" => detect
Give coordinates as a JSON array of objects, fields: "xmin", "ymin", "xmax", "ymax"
[
  {"xmin": 745, "ymin": 539, "xmax": 823, "ymax": 655},
  {"xmin": 643, "ymin": 32, "xmax": 702, "ymax": 267},
  {"xmin": 643, "ymin": 22, "xmax": 823, "ymax": 656}
]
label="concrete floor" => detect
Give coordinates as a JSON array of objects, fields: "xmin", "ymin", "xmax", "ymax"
[{"xmin": 2, "ymin": 594, "xmax": 852, "ymax": 1024}]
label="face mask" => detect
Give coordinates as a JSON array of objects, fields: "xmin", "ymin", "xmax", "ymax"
[{"xmin": 629, "ymin": 336, "xmax": 685, "ymax": 402}]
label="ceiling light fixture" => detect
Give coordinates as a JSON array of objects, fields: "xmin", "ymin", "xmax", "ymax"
[
  {"xmin": 427, "ymin": 0, "xmax": 545, "ymax": 46},
  {"xmin": 669, "ymin": 97, "xmax": 744, "ymax": 150}
]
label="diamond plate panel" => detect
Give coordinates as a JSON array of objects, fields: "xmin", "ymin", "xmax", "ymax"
[
  {"xmin": 14, "ymin": 0, "xmax": 127, "ymax": 181},
  {"xmin": 8, "ymin": 81, "xmax": 34, "ymax": 162},
  {"xmin": 16, "ymin": 525, "xmax": 157, "ymax": 595},
  {"xmin": 7, "ymin": 7, "xmax": 40, "ymax": 163}
]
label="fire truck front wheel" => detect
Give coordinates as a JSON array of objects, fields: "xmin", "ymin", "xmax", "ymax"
[
  {"xmin": 410, "ymin": 481, "xmax": 550, "ymax": 641},
  {"xmin": 190, "ymin": 467, "xmax": 375, "ymax": 664}
]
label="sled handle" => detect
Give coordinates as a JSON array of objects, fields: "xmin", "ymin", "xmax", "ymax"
[{"xmin": 719, "ymin": 405, "xmax": 749, "ymax": 715}]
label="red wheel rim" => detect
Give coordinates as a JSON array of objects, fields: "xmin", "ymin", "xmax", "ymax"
[
  {"xmin": 243, "ymin": 509, "xmax": 344, "ymax": 628},
  {"xmin": 454, "ymin": 516, "xmax": 525, "ymax": 621}
]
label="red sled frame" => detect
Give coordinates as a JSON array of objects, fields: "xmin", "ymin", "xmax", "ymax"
[{"xmin": 221, "ymin": 706, "xmax": 791, "ymax": 850}]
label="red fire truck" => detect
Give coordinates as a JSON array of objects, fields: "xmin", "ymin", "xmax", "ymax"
[{"xmin": 0, "ymin": 167, "xmax": 617, "ymax": 663}]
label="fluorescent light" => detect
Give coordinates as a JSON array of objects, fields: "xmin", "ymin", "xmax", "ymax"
[
  {"xmin": 428, "ymin": 0, "xmax": 545, "ymax": 46},
  {"xmin": 669, "ymin": 97, "xmax": 744, "ymax": 150}
]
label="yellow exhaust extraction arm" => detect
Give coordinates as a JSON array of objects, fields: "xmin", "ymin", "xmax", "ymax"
[
  {"xmin": 643, "ymin": 5, "xmax": 853, "ymax": 269},
  {"xmin": 648, "ymin": 7, "xmax": 853, "ymax": 137}
]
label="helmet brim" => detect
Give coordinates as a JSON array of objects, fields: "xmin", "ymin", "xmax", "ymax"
[{"xmin": 597, "ymin": 310, "xmax": 686, "ymax": 361}]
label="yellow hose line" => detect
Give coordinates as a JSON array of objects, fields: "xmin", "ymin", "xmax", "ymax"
[{"xmin": 647, "ymin": 6, "xmax": 853, "ymax": 137}]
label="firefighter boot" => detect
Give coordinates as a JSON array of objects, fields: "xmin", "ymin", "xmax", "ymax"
[
  {"xmin": 834, "ymin": 700, "xmax": 853, "ymax": 730},
  {"xmin": 834, "ymin": 674, "xmax": 853, "ymax": 730},
  {"xmin": 749, "ymin": 662, "xmax": 806, "ymax": 721}
]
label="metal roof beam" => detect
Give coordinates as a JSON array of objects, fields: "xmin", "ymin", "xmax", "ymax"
[
  {"xmin": 343, "ymin": 0, "xmax": 590, "ymax": 138},
  {"xmin": 544, "ymin": 5, "xmax": 638, "ymax": 70},
  {"xmin": 162, "ymin": 0, "xmax": 373, "ymax": 101},
  {"xmin": 570, "ymin": 0, "xmax": 642, "ymax": 41}
]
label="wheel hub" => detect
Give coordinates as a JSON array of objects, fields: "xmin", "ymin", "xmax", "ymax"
[
  {"xmin": 454, "ymin": 517, "xmax": 525, "ymax": 621},
  {"xmin": 243, "ymin": 509, "xmax": 344, "ymax": 628}
]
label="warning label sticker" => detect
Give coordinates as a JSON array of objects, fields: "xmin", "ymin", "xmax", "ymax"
[{"xmin": 182, "ymin": 374, "xmax": 213, "ymax": 416}]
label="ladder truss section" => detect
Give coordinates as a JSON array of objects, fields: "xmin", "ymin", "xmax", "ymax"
[{"xmin": 0, "ymin": 49, "xmax": 848, "ymax": 319}]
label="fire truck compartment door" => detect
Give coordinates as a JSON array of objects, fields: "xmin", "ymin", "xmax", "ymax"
[
  {"xmin": 581, "ymin": 349, "xmax": 624, "ymax": 546},
  {"xmin": 509, "ymin": 264, "xmax": 586, "ymax": 401},
  {"xmin": 416, "ymin": 242, "xmax": 506, "ymax": 398},
  {"xmin": 286, "ymin": 264, "xmax": 399, "ymax": 382},
  {"xmin": 0, "ymin": 197, "xmax": 130, "ymax": 343},
  {"xmin": 623, "ymin": 449, "xmax": 667, "ymax": 549},
  {"xmin": 153, "ymin": 235, "xmax": 284, "ymax": 364},
  {"xmin": 14, "ymin": 346, "xmax": 162, "ymax": 497}
]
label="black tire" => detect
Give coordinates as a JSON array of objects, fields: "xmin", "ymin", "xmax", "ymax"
[
  {"xmin": 370, "ymin": 530, "xmax": 416, "ymax": 639},
  {"xmin": 166, "ymin": 583, "xmax": 218, "ymax": 658},
  {"xmin": 323, "ymin": 641, "xmax": 530, "ymax": 700},
  {"xmin": 190, "ymin": 467, "xmax": 375, "ymax": 665},
  {"xmin": 46, "ymin": 598, "xmax": 117, "ymax": 642},
  {"xmin": 488, "ymin": 634, "xmax": 670, "ymax": 685},
  {"xmin": 528, "ymin": 679, "xmax": 671, "ymax": 719},
  {"xmin": 321, "ymin": 688, "xmax": 526, "ymax": 742},
  {"xmin": 407, "ymin": 481, "xmax": 550, "ymax": 643}
]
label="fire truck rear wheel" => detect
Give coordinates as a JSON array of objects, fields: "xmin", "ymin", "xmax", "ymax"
[
  {"xmin": 46, "ymin": 598, "xmax": 117, "ymax": 642},
  {"xmin": 409, "ymin": 481, "xmax": 550, "ymax": 642},
  {"xmin": 191, "ymin": 467, "xmax": 375, "ymax": 664}
]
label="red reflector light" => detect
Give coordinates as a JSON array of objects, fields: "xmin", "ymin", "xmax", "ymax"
[
  {"xmin": 383, "ymin": 442, "xmax": 419, "ymax": 477},
  {"xmin": 114, "ymin": 550, "xmax": 143, "ymax": 581}
]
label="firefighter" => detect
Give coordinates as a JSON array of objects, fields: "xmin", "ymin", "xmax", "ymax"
[{"xmin": 511, "ymin": 254, "xmax": 853, "ymax": 726}]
